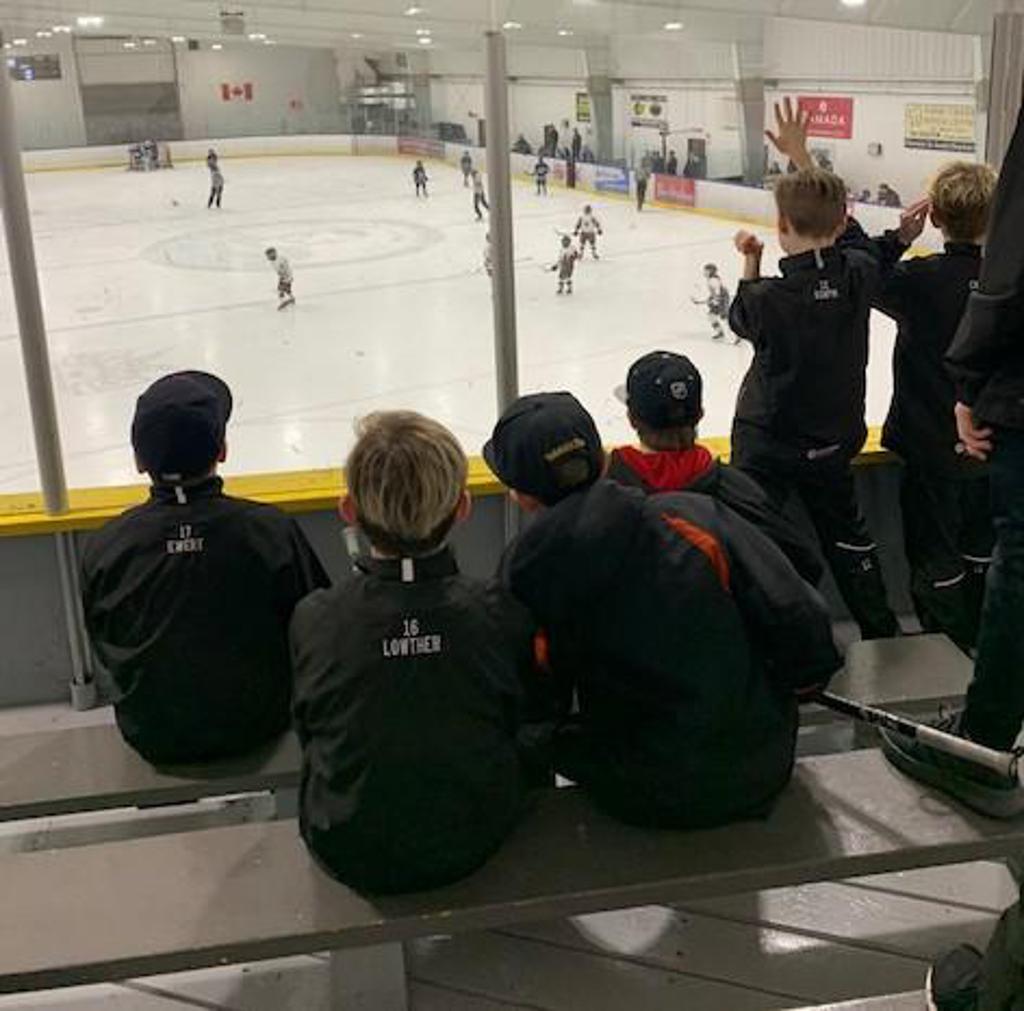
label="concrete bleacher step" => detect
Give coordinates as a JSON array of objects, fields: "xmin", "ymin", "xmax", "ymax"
[{"xmin": 791, "ymin": 994, "xmax": 924, "ymax": 1010}]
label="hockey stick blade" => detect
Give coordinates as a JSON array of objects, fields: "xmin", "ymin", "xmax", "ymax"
[{"xmin": 817, "ymin": 691, "xmax": 1021, "ymax": 785}]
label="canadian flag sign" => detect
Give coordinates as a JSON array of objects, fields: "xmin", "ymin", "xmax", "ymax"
[
  {"xmin": 797, "ymin": 96, "xmax": 854, "ymax": 140},
  {"xmin": 221, "ymin": 82, "xmax": 254, "ymax": 102}
]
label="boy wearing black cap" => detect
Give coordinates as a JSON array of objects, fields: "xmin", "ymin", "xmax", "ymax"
[
  {"xmin": 290, "ymin": 412, "xmax": 542, "ymax": 894},
  {"xmin": 607, "ymin": 351, "xmax": 823, "ymax": 584},
  {"xmin": 728, "ymin": 99, "xmax": 928, "ymax": 640},
  {"xmin": 484, "ymin": 392, "xmax": 841, "ymax": 829},
  {"xmin": 81, "ymin": 371, "xmax": 329, "ymax": 764}
]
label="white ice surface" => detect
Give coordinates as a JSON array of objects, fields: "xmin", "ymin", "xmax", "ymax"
[{"xmin": 0, "ymin": 155, "xmax": 896, "ymax": 493}]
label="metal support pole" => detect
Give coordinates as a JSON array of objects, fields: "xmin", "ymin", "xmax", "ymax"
[
  {"xmin": 484, "ymin": 30, "xmax": 519, "ymax": 415},
  {"xmin": 987, "ymin": 12, "xmax": 1024, "ymax": 168},
  {"xmin": 55, "ymin": 530, "xmax": 98, "ymax": 708},
  {"xmin": 484, "ymin": 30, "xmax": 521, "ymax": 543},
  {"xmin": 0, "ymin": 29, "xmax": 69, "ymax": 514}
]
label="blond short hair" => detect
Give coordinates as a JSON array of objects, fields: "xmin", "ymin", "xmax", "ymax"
[
  {"xmin": 774, "ymin": 168, "xmax": 848, "ymax": 240},
  {"xmin": 930, "ymin": 161, "xmax": 997, "ymax": 243},
  {"xmin": 346, "ymin": 411, "xmax": 468, "ymax": 556}
]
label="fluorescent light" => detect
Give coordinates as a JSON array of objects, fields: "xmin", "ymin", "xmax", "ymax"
[
  {"xmin": 263, "ymin": 38, "xmax": 276, "ymax": 45},
  {"xmin": 248, "ymin": 32, "xmax": 266, "ymax": 40},
  {"xmin": 36, "ymin": 30, "xmax": 53, "ymax": 38},
  {"xmin": 404, "ymin": 6, "xmax": 423, "ymax": 15},
  {"xmin": 123, "ymin": 40, "xmax": 136, "ymax": 48},
  {"xmin": 351, "ymin": 32, "xmax": 364, "ymax": 39},
  {"xmin": 211, "ymin": 42, "xmax": 223, "ymax": 50},
  {"xmin": 557, "ymin": 28, "xmax": 573, "ymax": 36},
  {"xmin": 76, "ymin": 15, "xmax": 103, "ymax": 28},
  {"xmin": 418, "ymin": 36, "xmax": 432, "ymax": 44},
  {"xmin": 415, "ymin": 27, "xmax": 431, "ymax": 35},
  {"xmin": 142, "ymin": 38, "xmax": 156, "ymax": 45},
  {"xmin": 12, "ymin": 38, "xmax": 27, "ymax": 45},
  {"xmin": 53, "ymin": 25, "xmax": 72, "ymax": 33},
  {"xmin": 171, "ymin": 35, "xmax": 186, "ymax": 43},
  {"xmin": 664, "ymin": 21, "xmax": 684, "ymax": 31},
  {"xmin": 840, "ymin": 0, "xmax": 866, "ymax": 6},
  {"xmin": 503, "ymin": 21, "xmax": 523, "ymax": 30}
]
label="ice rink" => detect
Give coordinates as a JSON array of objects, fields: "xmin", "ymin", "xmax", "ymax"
[{"xmin": 0, "ymin": 154, "xmax": 899, "ymax": 494}]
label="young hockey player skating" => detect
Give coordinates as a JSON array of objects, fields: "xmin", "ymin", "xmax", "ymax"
[
  {"xmin": 265, "ymin": 248, "xmax": 295, "ymax": 310},
  {"xmin": 692, "ymin": 263, "xmax": 733, "ymax": 342},
  {"xmin": 534, "ymin": 157, "xmax": 550, "ymax": 196},
  {"xmin": 208, "ymin": 165, "xmax": 224, "ymax": 209},
  {"xmin": 460, "ymin": 150, "xmax": 473, "ymax": 187},
  {"xmin": 413, "ymin": 160, "xmax": 428, "ymax": 198},
  {"xmin": 472, "ymin": 170, "xmax": 490, "ymax": 221},
  {"xmin": 551, "ymin": 235, "xmax": 580, "ymax": 295},
  {"xmin": 574, "ymin": 205, "xmax": 603, "ymax": 259}
]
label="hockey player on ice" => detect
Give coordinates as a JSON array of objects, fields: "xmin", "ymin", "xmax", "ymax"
[
  {"xmin": 413, "ymin": 160, "xmax": 429, "ymax": 198},
  {"xmin": 574, "ymin": 205, "xmax": 603, "ymax": 259},
  {"xmin": 472, "ymin": 170, "xmax": 490, "ymax": 221},
  {"xmin": 265, "ymin": 248, "xmax": 295, "ymax": 310},
  {"xmin": 691, "ymin": 263, "xmax": 734, "ymax": 342},
  {"xmin": 550, "ymin": 235, "xmax": 580, "ymax": 295},
  {"xmin": 208, "ymin": 165, "xmax": 224, "ymax": 209},
  {"xmin": 533, "ymin": 156, "xmax": 550, "ymax": 196},
  {"xmin": 460, "ymin": 150, "xmax": 473, "ymax": 187}
]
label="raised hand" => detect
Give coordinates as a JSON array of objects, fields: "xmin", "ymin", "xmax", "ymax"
[
  {"xmin": 766, "ymin": 97, "xmax": 813, "ymax": 170},
  {"xmin": 734, "ymin": 230, "xmax": 765, "ymax": 257},
  {"xmin": 898, "ymin": 197, "xmax": 931, "ymax": 245}
]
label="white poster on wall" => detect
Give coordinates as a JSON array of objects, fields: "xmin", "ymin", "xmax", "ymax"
[{"xmin": 630, "ymin": 94, "xmax": 669, "ymax": 130}]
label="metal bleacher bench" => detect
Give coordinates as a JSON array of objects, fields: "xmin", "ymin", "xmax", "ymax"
[
  {"xmin": 0, "ymin": 634, "xmax": 972, "ymax": 825},
  {"xmin": 1, "ymin": 748, "xmax": 1020, "ymax": 1008}
]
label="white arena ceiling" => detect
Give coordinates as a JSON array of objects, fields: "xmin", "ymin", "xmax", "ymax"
[{"xmin": 0, "ymin": 0, "xmax": 1003, "ymax": 52}]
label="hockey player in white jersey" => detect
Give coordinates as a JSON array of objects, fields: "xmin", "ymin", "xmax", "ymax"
[
  {"xmin": 691, "ymin": 263, "xmax": 732, "ymax": 341},
  {"xmin": 550, "ymin": 235, "xmax": 580, "ymax": 295},
  {"xmin": 265, "ymin": 247, "xmax": 295, "ymax": 310},
  {"xmin": 574, "ymin": 205, "xmax": 603, "ymax": 259}
]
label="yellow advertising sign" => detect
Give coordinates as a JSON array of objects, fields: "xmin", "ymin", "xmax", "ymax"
[{"xmin": 905, "ymin": 104, "xmax": 976, "ymax": 153}]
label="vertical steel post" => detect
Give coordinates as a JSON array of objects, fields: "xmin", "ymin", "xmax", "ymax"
[
  {"xmin": 0, "ymin": 29, "xmax": 69, "ymax": 514},
  {"xmin": 987, "ymin": 12, "xmax": 1024, "ymax": 168},
  {"xmin": 484, "ymin": 30, "xmax": 519, "ymax": 415},
  {"xmin": 484, "ymin": 30, "xmax": 521, "ymax": 542}
]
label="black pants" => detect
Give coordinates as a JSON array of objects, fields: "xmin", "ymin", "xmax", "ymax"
[
  {"xmin": 208, "ymin": 185, "xmax": 222, "ymax": 208},
  {"xmin": 636, "ymin": 180, "xmax": 647, "ymax": 211},
  {"xmin": 474, "ymin": 193, "xmax": 489, "ymax": 219},
  {"xmin": 536, "ymin": 179, "xmax": 547, "ymax": 195},
  {"xmin": 962, "ymin": 428, "xmax": 1024, "ymax": 750},
  {"xmin": 415, "ymin": 181, "xmax": 427, "ymax": 197},
  {"xmin": 733, "ymin": 434, "xmax": 899, "ymax": 640},
  {"xmin": 975, "ymin": 884, "xmax": 1024, "ymax": 1009},
  {"xmin": 901, "ymin": 466, "xmax": 992, "ymax": 652}
]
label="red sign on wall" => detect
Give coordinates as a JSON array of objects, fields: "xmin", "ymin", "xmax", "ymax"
[
  {"xmin": 221, "ymin": 82, "xmax": 254, "ymax": 102},
  {"xmin": 797, "ymin": 96, "xmax": 854, "ymax": 140},
  {"xmin": 654, "ymin": 174, "xmax": 696, "ymax": 207}
]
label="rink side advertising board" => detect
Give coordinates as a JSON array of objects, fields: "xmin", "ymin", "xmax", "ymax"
[
  {"xmin": 398, "ymin": 136, "xmax": 445, "ymax": 159},
  {"xmin": 904, "ymin": 104, "xmax": 976, "ymax": 153},
  {"xmin": 7, "ymin": 54, "xmax": 61, "ymax": 81},
  {"xmin": 654, "ymin": 175, "xmax": 696, "ymax": 207},
  {"xmin": 796, "ymin": 96, "xmax": 854, "ymax": 140},
  {"xmin": 595, "ymin": 165, "xmax": 630, "ymax": 193},
  {"xmin": 630, "ymin": 94, "xmax": 669, "ymax": 130}
]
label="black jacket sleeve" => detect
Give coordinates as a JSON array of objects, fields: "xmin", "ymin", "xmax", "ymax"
[
  {"xmin": 714, "ymin": 502, "xmax": 842, "ymax": 698},
  {"xmin": 729, "ymin": 279, "xmax": 767, "ymax": 347},
  {"xmin": 275, "ymin": 519, "xmax": 331, "ymax": 620}
]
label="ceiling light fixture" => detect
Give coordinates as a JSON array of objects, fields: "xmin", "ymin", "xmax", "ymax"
[
  {"xmin": 415, "ymin": 27, "xmax": 431, "ymax": 35},
  {"xmin": 248, "ymin": 32, "xmax": 266, "ymax": 40},
  {"xmin": 351, "ymin": 32, "xmax": 364, "ymax": 39},
  {"xmin": 142, "ymin": 38, "xmax": 156, "ymax": 45},
  {"xmin": 418, "ymin": 36, "xmax": 432, "ymax": 44},
  {"xmin": 503, "ymin": 20, "xmax": 523, "ymax": 30},
  {"xmin": 171, "ymin": 35, "xmax": 186, "ymax": 43},
  {"xmin": 264, "ymin": 38, "xmax": 276, "ymax": 45},
  {"xmin": 12, "ymin": 38, "xmax": 27, "ymax": 45},
  {"xmin": 123, "ymin": 40, "xmax": 136, "ymax": 48},
  {"xmin": 557, "ymin": 27, "xmax": 573, "ymax": 36},
  {"xmin": 404, "ymin": 6, "xmax": 423, "ymax": 15},
  {"xmin": 76, "ymin": 15, "xmax": 103, "ymax": 28},
  {"xmin": 36, "ymin": 30, "xmax": 53, "ymax": 38},
  {"xmin": 664, "ymin": 21, "xmax": 683, "ymax": 31},
  {"xmin": 53, "ymin": 25, "xmax": 72, "ymax": 33},
  {"xmin": 211, "ymin": 42, "xmax": 223, "ymax": 50},
  {"xmin": 840, "ymin": 0, "xmax": 867, "ymax": 6}
]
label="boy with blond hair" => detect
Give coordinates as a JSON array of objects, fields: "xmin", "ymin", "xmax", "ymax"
[
  {"xmin": 729, "ymin": 99, "xmax": 928, "ymax": 640},
  {"xmin": 290, "ymin": 411, "xmax": 540, "ymax": 894},
  {"xmin": 878, "ymin": 161, "xmax": 998, "ymax": 652}
]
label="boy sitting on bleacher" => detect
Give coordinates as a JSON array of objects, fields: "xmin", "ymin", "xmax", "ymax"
[
  {"xmin": 290, "ymin": 411, "xmax": 542, "ymax": 894},
  {"xmin": 484, "ymin": 391, "xmax": 842, "ymax": 829},
  {"xmin": 82, "ymin": 371, "xmax": 329, "ymax": 764},
  {"xmin": 876, "ymin": 161, "xmax": 998, "ymax": 653},
  {"xmin": 605, "ymin": 350, "xmax": 823, "ymax": 584}
]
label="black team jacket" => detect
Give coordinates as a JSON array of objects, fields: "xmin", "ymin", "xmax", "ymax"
[
  {"xmin": 81, "ymin": 477, "xmax": 329, "ymax": 764},
  {"xmin": 876, "ymin": 242, "xmax": 986, "ymax": 477},
  {"xmin": 947, "ymin": 105, "xmax": 1024, "ymax": 432},
  {"xmin": 503, "ymin": 480, "xmax": 842, "ymax": 829},
  {"xmin": 605, "ymin": 444, "xmax": 824, "ymax": 584},
  {"xmin": 729, "ymin": 222, "xmax": 907, "ymax": 461},
  {"xmin": 290, "ymin": 547, "xmax": 540, "ymax": 895}
]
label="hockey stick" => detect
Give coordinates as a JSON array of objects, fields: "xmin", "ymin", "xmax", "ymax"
[{"xmin": 816, "ymin": 691, "xmax": 1022, "ymax": 785}]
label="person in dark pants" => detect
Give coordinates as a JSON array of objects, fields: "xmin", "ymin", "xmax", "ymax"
[
  {"xmin": 878, "ymin": 97, "xmax": 1024, "ymax": 1011},
  {"xmin": 635, "ymin": 166, "xmax": 650, "ymax": 211},
  {"xmin": 571, "ymin": 128, "xmax": 582, "ymax": 162},
  {"xmin": 472, "ymin": 170, "xmax": 489, "ymax": 221},
  {"xmin": 875, "ymin": 161, "xmax": 998, "ymax": 653},
  {"xmin": 208, "ymin": 165, "xmax": 224, "ymax": 209},
  {"xmin": 729, "ymin": 99, "xmax": 927, "ymax": 640},
  {"xmin": 413, "ymin": 160, "xmax": 428, "ymax": 198},
  {"xmin": 666, "ymin": 150, "xmax": 679, "ymax": 176}
]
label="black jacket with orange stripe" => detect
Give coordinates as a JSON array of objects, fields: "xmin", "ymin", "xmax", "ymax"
[{"xmin": 503, "ymin": 479, "xmax": 841, "ymax": 828}]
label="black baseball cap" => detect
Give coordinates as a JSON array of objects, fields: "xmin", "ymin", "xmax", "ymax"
[
  {"xmin": 132, "ymin": 371, "xmax": 233, "ymax": 482},
  {"xmin": 483, "ymin": 392, "xmax": 604, "ymax": 506},
  {"xmin": 614, "ymin": 351, "xmax": 703, "ymax": 429}
]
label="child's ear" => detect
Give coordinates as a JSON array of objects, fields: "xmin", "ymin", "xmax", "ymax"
[
  {"xmin": 777, "ymin": 213, "xmax": 790, "ymax": 235},
  {"xmin": 339, "ymin": 494, "xmax": 358, "ymax": 525},
  {"xmin": 455, "ymin": 489, "xmax": 473, "ymax": 524}
]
